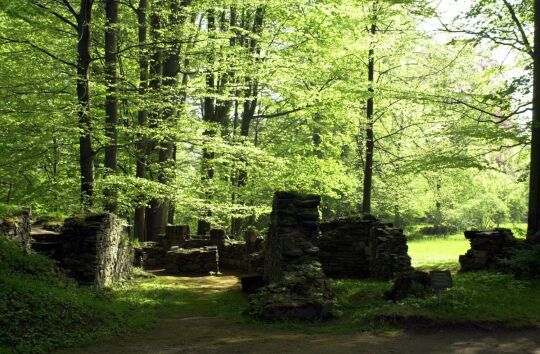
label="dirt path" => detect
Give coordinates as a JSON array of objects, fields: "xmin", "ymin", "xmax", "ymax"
[{"xmin": 57, "ymin": 275, "xmax": 540, "ymax": 354}]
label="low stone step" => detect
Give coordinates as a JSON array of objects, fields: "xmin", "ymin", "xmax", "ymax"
[
  {"xmin": 31, "ymin": 227, "xmax": 62, "ymax": 242},
  {"xmin": 32, "ymin": 241, "xmax": 64, "ymax": 261}
]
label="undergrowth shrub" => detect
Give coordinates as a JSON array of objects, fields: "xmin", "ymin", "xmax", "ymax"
[
  {"xmin": 0, "ymin": 237, "xmax": 150, "ymax": 353},
  {"xmin": 504, "ymin": 244, "xmax": 540, "ymax": 279}
]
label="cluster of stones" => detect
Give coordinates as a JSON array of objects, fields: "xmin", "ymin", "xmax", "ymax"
[
  {"xmin": 134, "ymin": 227, "xmax": 263, "ymax": 275},
  {"xmin": 248, "ymin": 191, "xmax": 334, "ymax": 321},
  {"xmin": 165, "ymin": 246, "xmax": 219, "ymax": 274},
  {"xmin": 459, "ymin": 228, "xmax": 519, "ymax": 272},
  {"xmin": 319, "ymin": 216, "xmax": 412, "ymax": 279}
]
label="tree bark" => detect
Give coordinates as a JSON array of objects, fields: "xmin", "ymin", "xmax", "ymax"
[
  {"xmin": 146, "ymin": 1, "xmax": 164, "ymax": 241},
  {"xmin": 197, "ymin": 9, "xmax": 217, "ymax": 236},
  {"xmin": 362, "ymin": 13, "xmax": 377, "ymax": 215},
  {"xmin": 103, "ymin": 0, "xmax": 119, "ymax": 212},
  {"xmin": 230, "ymin": 7, "xmax": 264, "ymax": 237},
  {"xmin": 135, "ymin": 0, "xmax": 149, "ymax": 241},
  {"xmin": 77, "ymin": 0, "xmax": 95, "ymax": 210},
  {"xmin": 154, "ymin": 0, "xmax": 190, "ymax": 235},
  {"xmin": 527, "ymin": 0, "xmax": 540, "ymax": 239}
]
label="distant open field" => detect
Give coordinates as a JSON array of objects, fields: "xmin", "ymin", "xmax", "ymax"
[{"xmin": 407, "ymin": 223, "xmax": 527, "ymax": 271}]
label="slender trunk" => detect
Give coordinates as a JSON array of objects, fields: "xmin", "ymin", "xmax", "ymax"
[
  {"xmin": 230, "ymin": 7, "xmax": 264, "ymax": 237},
  {"xmin": 77, "ymin": 0, "xmax": 94, "ymax": 210},
  {"xmin": 362, "ymin": 12, "xmax": 377, "ymax": 215},
  {"xmin": 197, "ymin": 9, "xmax": 217, "ymax": 236},
  {"xmin": 146, "ymin": 1, "xmax": 164, "ymax": 241},
  {"xmin": 135, "ymin": 0, "xmax": 149, "ymax": 241},
  {"xmin": 527, "ymin": 0, "xmax": 540, "ymax": 239},
  {"xmin": 6, "ymin": 183, "xmax": 12, "ymax": 203},
  {"xmin": 104, "ymin": 0, "xmax": 119, "ymax": 212},
  {"xmin": 156, "ymin": 0, "xmax": 190, "ymax": 232}
]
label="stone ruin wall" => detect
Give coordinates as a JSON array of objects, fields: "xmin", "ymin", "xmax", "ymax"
[
  {"xmin": 459, "ymin": 228, "xmax": 519, "ymax": 273},
  {"xmin": 248, "ymin": 191, "xmax": 334, "ymax": 321},
  {"xmin": 319, "ymin": 216, "xmax": 412, "ymax": 280},
  {"xmin": 61, "ymin": 214, "xmax": 133, "ymax": 287},
  {"xmin": 1, "ymin": 212, "xmax": 133, "ymax": 288},
  {"xmin": 134, "ymin": 227, "xmax": 264, "ymax": 275},
  {"xmin": 0, "ymin": 208, "xmax": 32, "ymax": 254},
  {"xmin": 165, "ymin": 246, "xmax": 219, "ymax": 275},
  {"xmin": 134, "ymin": 213, "xmax": 412, "ymax": 281}
]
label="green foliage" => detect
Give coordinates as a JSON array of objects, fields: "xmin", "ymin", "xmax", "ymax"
[
  {"xmin": 503, "ymin": 244, "xmax": 540, "ymax": 279},
  {"xmin": 0, "ymin": 204, "xmax": 23, "ymax": 218},
  {"xmin": 0, "ymin": 238, "xmax": 152, "ymax": 353},
  {"xmin": 0, "ymin": 0, "xmax": 530, "ymax": 232},
  {"xmin": 0, "ymin": 237, "xmax": 55, "ymax": 279},
  {"xmin": 332, "ymin": 272, "xmax": 540, "ymax": 330}
]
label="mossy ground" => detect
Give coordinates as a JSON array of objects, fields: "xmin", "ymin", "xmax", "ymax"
[{"xmin": 3, "ymin": 223, "xmax": 540, "ymax": 353}]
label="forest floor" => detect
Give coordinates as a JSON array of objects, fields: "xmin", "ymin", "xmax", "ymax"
[
  {"xmin": 55, "ymin": 231, "xmax": 540, "ymax": 354},
  {"xmin": 55, "ymin": 274, "xmax": 540, "ymax": 354},
  {"xmin": 56, "ymin": 318, "xmax": 540, "ymax": 354}
]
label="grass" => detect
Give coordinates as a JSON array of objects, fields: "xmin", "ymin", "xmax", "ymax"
[
  {"xmin": 408, "ymin": 234, "xmax": 469, "ymax": 271},
  {"xmin": 0, "ymin": 239, "xmax": 154, "ymax": 354},
  {"xmin": 3, "ymin": 222, "xmax": 540, "ymax": 352},
  {"xmin": 407, "ymin": 223, "xmax": 528, "ymax": 271},
  {"xmin": 332, "ymin": 273, "xmax": 540, "ymax": 330}
]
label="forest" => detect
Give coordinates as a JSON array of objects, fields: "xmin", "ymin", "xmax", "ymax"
[{"xmin": 1, "ymin": 0, "xmax": 540, "ymax": 353}]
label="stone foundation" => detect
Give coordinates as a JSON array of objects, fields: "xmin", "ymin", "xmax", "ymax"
[
  {"xmin": 135, "ymin": 227, "xmax": 263, "ymax": 274},
  {"xmin": 134, "ymin": 241, "xmax": 166, "ymax": 268},
  {"xmin": 0, "ymin": 208, "xmax": 32, "ymax": 253}
]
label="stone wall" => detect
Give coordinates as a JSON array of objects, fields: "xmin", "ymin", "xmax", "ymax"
[
  {"xmin": 165, "ymin": 246, "xmax": 219, "ymax": 275},
  {"xmin": 134, "ymin": 241, "xmax": 166, "ymax": 268},
  {"xmin": 61, "ymin": 214, "xmax": 133, "ymax": 287},
  {"xmin": 0, "ymin": 208, "xmax": 32, "ymax": 253},
  {"xmin": 319, "ymin": 216, "xmax": 411, "ymax": 279},
  {"xmin": 369, "ymin": 224, "xmax": 412, "ymax": 279},
  {"xmin": 248, "ymin": 191, "xmax": 334, "ymax": 321},
  {"xmin": 134, "ymin": 227, "xmax": 263, "ymax": 274},
  {"xmin": 319, "ymin": 218, "xmax": 371, "ymax": 278},
  {"xmin": 459, "ymin": 229, "xmax": 518, "ymax": 272}
]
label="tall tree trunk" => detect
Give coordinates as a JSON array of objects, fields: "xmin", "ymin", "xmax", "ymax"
[
  {"xmin": 155, "ymin": 0, "xmax": 190, "ymax": 233},
  {"xmin": 146, "ymin": 1, "xmax": 164, "ymax": 241},
  {"xmin": 527, "ymin": 0, "xmax": 540, "ymax": 239},
  {"xmin": 197, "ymin": 9, "xmax": 217, "ymax": 236},
  {"xmin": 104, "ymin": 0, "xmax": 119, "ymax": 212},
  {"xmin": 362, "ymin": 6, "xmax": 377, "ymax": 215},
  {"xmin": 77, "ymin": 0, "xmax": 95, "ymax": 210},
  {"xmin": 230, "ymin": 7, "xmax": 264, "ymax": 237},
  {"xmin": 135, "ymin": 0, "xmax": 149, "ymax": 241}
]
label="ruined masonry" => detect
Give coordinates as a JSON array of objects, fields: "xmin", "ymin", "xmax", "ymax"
[
  {"xmin": 59, "ymin": 214, "xmax": 133, "ymax": 287},
  {"xmin": 459, "ymin": 228, "xmax": 518, "ymax": 272},
  {"xmin": 0, "ymin": 208, "xmax": 32, "ymax": 254},
  {"xmin": 30, "ymin": 214, "xmax": 133, "ymax": 287},
  {"xmin": 248, "ymin": 191, "xmax": 334, "ymax": 321},
  {"xmin": 319, "ymin": 216, "xmax": 412, "ymax": 279},
  {"xmin": 134, "ymin": 226, "xmax": 264, "ymax": 275}
]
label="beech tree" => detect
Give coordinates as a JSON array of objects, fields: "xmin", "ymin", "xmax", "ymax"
[{"xmin": 0, "ymin": 0, "xmax": 532, "ymax": 235}]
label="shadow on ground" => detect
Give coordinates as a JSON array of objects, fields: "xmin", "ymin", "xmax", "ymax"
[{"xmin": 56, "ymin": 273, "xmax": 540, "ymax": 354}]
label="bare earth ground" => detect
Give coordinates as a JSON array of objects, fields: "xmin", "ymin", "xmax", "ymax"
[{"xmin": 57, "ymin": 275, "xmax": 540, "ymax": 354}]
